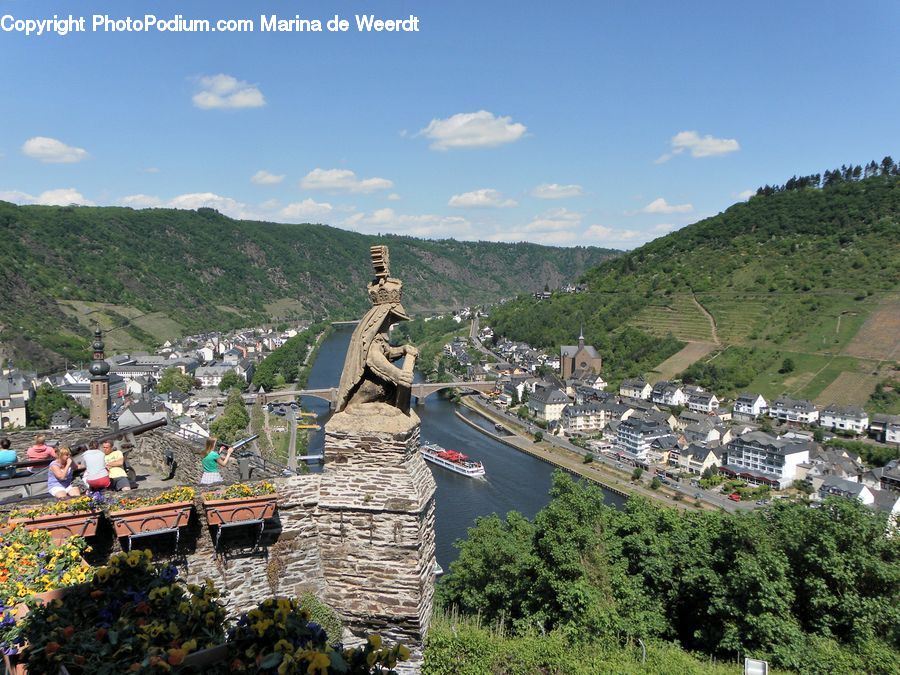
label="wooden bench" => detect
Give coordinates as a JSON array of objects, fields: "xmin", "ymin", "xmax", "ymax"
[{"xmin": 0, "ymin": 459, "xmax": 53, "ymax": 500}]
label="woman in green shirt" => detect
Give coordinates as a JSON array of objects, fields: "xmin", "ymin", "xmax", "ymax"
[{"xmin": 199, "ymin": 437, "xmax": 234, "ymax": 485}]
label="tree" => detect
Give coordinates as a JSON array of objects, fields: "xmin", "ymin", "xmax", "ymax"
[
  {"xmin": 26, "ymin": 384, "xmax": 88, "ymax": 428},
  {"xmin": 779, "ymin": 357, "xmax": 795, "ymax": 374},
  {"xmin": 533, "ymin": 430, "xmax": 544, "ymax": 443},
  {"xmin": 583, "ymin": 453, "xmax": 594, "ymax": 464},
  {"xmin": 209, "ymin": 388, "xmax": 250, "ymax": 444},
  {"xmin": 516, "ymin": 405, "xmax": 529, "ymax": 419},
  {"xmin": 631, "ymin": 467, "xmax": 643, "ymax": 481},
  {"xmin": 650, "ymin": 477, "xmax": 661, "ymax": 490},
  {"xmin": 218, "ymin": 370, "xmax": 244, "ymax": 392},
  {"xmin": 157, "ymin": 367, "xmax": 194, "ymax": 394}
]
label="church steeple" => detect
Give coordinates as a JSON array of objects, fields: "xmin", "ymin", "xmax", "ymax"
[
  {"xmin": 578, "ymin": 324, "xmax": 585, "ymax": 350},
  {"xmin": 89, "ymin": 327, "xmax": 110, "ymax": 428}
]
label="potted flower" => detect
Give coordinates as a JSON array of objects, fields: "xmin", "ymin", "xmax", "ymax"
[
  {"xmin": 0, "ymin": 528, "xmax": 92, "ymax": 672},
  {"xmin": 7, "ymin": 495, "xmax": 106, "ymax": 541},
  {"xmin": 20, "ymin": 550, "xmax": 227, "ymax": 674},
  {"xmin": 107, "ymin": 486, "xmax": 195, "ymax": 538},
  {"xmin": 201, "ymin": 481, "xmax": 277, "ymax": 526}
]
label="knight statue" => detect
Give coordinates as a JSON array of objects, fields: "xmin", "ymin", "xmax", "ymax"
[{"xmin": 334, "ymin": 245, "xmax": 419, "ymax": 413}]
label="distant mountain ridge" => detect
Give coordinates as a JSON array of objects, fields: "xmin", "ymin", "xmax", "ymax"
[
  {"xmin": 490, "ymin": 172, "xmax": 900, "ymax": 402},
  {"xmin": 0, "ymin": 203, "xmax": 618, "ymax": 369}
]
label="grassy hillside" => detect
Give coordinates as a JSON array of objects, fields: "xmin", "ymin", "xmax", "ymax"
[
  {"xmin": 490, "ymin": 173, "xmax": 900, "ymax": 399},
  {"xmin": 0, "ymin": 203, "xmax": 616, "ymax": 369}
]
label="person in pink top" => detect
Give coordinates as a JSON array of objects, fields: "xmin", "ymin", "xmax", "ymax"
[{"xmin": 26, "ymin": 434, "xmax": 57, "ymax": 472}]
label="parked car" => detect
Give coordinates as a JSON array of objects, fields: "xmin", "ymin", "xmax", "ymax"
[
  {"xmin": 694, "ymin": 492, "xmax": 703, "ymax": 499},
  {"xmin": 728, "ymin": 493, "xmax": 741, "ymax": 502}
]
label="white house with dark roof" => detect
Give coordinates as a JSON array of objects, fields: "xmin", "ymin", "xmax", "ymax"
[
  {"xmin": 615, "ymin": 415, "xmax": 671, "ymax": 461},
  {"xmin": 650, "ymin": 381, "xmax": 686, "ymax": 407},
  {"xmin": 527, "ymin": 384, "xmax": 570, "ymax": 423},
  {"xmin": 733, "ymin": 393, "xmax": 768, "ymax": 420},
  {"xmin": 816, "ymin": 476, "xmax": 875, "ymax": 506},
  {"xmin": 721, "ymin": 431, "xmax": 814, "ymax": 489},
  {"xmin": 869, "ymin": 414, "xmax": 900, "ymax": 444},
  {"xmin": 620, "ymin": 377, "xmax": 652, "ymax": 400},
  {"xmin": 676, "ymin": 443, "xmax": 722, "ymax": 475},
  {"xmin": 686, "ymin": 389, "xmax": 719, "ymax": 414},
  {"xmin": 820, "ymin": 404, "xmax": 869, "ymax": 435},
  {"xmin": 769, "ymin": 397, "xmax": 819, "ymax": 425}
]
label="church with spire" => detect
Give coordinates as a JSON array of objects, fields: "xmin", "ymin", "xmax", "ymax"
[{"xmin": 560, "ymin": 326, "xmax": 603, "ymax": 380}]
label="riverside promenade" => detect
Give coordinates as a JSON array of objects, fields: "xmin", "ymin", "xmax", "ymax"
[{"xmin": 458, "ymin": 396, "xmax": 716, "ymax": 511}]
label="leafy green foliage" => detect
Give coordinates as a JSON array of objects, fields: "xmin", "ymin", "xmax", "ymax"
[
  {"xmin": 209, "ymin": 389, "xmax": 249, "ymax": 444},
  {"xmin": 217, "ymin": 370, "xmax": 244, "ymax": 392},
  {"xmin": 438, "ymin": 472, "xmax": 900, "ymax": 672},
  {"xmin": 0, "ymin": 201, "xmax": 616, "ymax": 369},
  {"xmin": 869, "ymin": 378, "xmax": 900, "ymax": 415},
  {"xmin": 25, "ymin": 383, "xmax": 87, "ymax": 428},
  {"xmin": 252, "ymin": 323, "xmax": 326, "ymax": 391},
  {"xmin": 156, "ymin": 367, "xmax": 195, "ymax": 394}
]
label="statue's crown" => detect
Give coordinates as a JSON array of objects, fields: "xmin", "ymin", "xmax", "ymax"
[
  {"xmin": 367, "ymin": 244, "xmax": 403, "ymax": 305},
  {"xmin": 368, "ymin": 277, "xmax": 403, "ymax": 305}
]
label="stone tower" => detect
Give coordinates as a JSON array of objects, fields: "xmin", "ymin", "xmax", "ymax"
[{"xmin": 89, "ymin": 328, "xmax": 110, "ymax": 428}]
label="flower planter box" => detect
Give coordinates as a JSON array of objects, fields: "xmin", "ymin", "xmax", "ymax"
[
  {"xmin": 7, "ymin": 511, "xmax": 101, "ymax": 541},
  {"xmin": 107, "ymin": 501, "xmax": 194, "ymax": 538},
  {"xmin": 202, "ymin": 495, "xmax": 277, "ymax": 526}
]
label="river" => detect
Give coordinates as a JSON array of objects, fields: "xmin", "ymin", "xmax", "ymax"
[{"xmin": 299, "ymin": 325, "xmax": 625, "ymax": 568}]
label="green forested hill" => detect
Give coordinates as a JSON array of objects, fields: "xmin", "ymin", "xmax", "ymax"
[
  {"xmin": 0, "ymin": 203, "xmax": 616, "ymax": 369},
  {"xmin": 490, "ymin": 172, "xmax": 900, "ymax": 402}
]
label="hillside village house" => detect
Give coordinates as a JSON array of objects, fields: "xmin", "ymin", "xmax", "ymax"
[
  {"xmin": 615, "ymin": 415, "xmax": 672, "ymax": 462},
  {"xmin": 732, "ymin": 393, "xmax": 768, "ymax": 420},
  {"xmin": 195, "ymin": 364, "xmax": 236, "ymax": 389},
  {"xmin": 720, "ymin": 431, "xmax": 814, "ymax": 489},
  {"xmin": 675, "ymin": 443, "xmax": 722, "ymax": 475},
  {"xmin": 650, "ymin": 381, "xmax": 686, "ymax": 407},
  {"xmin": 868, "ymin": 414, "xmax": 900, "ymax": 444},
  {"xmin": 816, "ymin": 476, "xmax": 875, "ymax": 506},
  {"xmin": 685, "ymin": 387, "xmax": 719, "ymax": 413},
  {"xmin": 820, "ymin": 404, "xmax": 869, "ymax": 435},
  {"xmin": 619, "ymin": 377, "xmax": 652, "ymax": 400},
  {"xmin": 769, "ymin": 397, "xmax": 819, "ymax": 425},
  {"xmin": 527, "ymin": 384, "xmax": 569, "ymax": 422},
  {"xmin": 0, "ymin": 374, "xmax": 29, "ymax": 429},
  {"xmin": 559, "ymin": 330, "xmax": 602, "ymax": 380}
]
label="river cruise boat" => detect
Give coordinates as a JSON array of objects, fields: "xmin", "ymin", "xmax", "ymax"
[{"xmin": 420, "ymin": 443, "xmax": 486, "ymax": 478}]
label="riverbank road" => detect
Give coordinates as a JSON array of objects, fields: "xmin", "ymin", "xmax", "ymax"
[{"xmin": 462, "ymin": 395, "xmax": 749, "ymax": 513}]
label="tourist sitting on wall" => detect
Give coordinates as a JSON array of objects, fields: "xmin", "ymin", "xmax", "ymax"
[
  {"xmin": 26, "ymin": 434, "xmax": 57, "ymax": 472},
  {"xmin": 0, "ymin": 438, "xmax": 17, "ymax": 479},
  {"xmin": 80, "ymin": 440, "xmax": 111, "ymax": 491},
  {"xmin": 102, "ymin": 439, "xmax": 131, "ymax": 491},
  {"xmin": 48, "ymin": 446, "xmax": 80, "ymax": 499},
  {"xmin": 199, "ymin": 438, "xmax": 234, "ymax": 485}
]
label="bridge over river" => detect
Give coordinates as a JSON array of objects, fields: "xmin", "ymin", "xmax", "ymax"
[{"xmin": 245, "ymin": 381, "xmax": 496, "ymax": 409}]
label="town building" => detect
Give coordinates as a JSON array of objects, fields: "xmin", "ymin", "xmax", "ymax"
[
  {"xmin": 619, "ymin": 377, "xmax": 652, "ymax": 400},
  {"xmin": 615, "ymin": 415, "xmax": 671, "ymax": 462},
  {"xmin": 720, "ymin": 431, "xmax": 814, "ymax": 489},
  {"xmin": 769, "ymin": 397, "xmax": 819, "ymax": 425},
  {"xmin": 732, "ymin": 393, "xmax": 768, "ymax": 420},
  {"xmin": 527, "ymin": 384, "xmax": 570, "ymax": 423},
  {"xmin": 650, "ymin": 380, "xmax": 686, "ymax": 407},
  {"xmin": 820, "ymin": 404, "xmax": 869, "ymax": 435},
  {"xmin": 675, "ymin": 442, "xmax": 722, "ymax": 475},
  {"xmin": 559, "ymin": 329, "xmax": 602, "ymax": 380}
]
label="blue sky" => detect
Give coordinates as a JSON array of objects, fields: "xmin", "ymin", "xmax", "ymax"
[{"xmin": 2, "ymin": 0, "xmax": 898, "ymax": 248}]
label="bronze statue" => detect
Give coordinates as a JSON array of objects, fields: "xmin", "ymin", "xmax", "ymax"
[{"xmin": 335, "ymin": 246, "xmax": 418, "ymax": 413}]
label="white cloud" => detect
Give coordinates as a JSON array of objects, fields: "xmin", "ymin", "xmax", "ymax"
[
  {"xmin": 251, "ymin": 170, "xmax": 285, "ymax": 185},
  {"xmin": 278, "ymin": 198, "xmax": 333, "ymax": 221},
  {"xmin": 641, "ymin": 197, "xmax": 693, "ymax": 214},
  {"xmin": 523, "ymin": 207, "xmax": 582, "ymax": 232},
  {"xmin": 530, "ymin": 183, "xmax": 584, "ymax": 200},
  {"xmin": 736, "ymin": 189, "xmax": 755, "ymax": 201},
  {"xmin": 0, "ymin": 190, "xmax": 35, "ymax": 203},
  {"xmin": 37, "ymin": 188, "xmax": 94, "ymax": 205},
  {"xmin": 300, "ymin": 168, "xmax": 393, "ymax": 193},
  {"xmin": 22, "ymin": 137, "xmax": 89, "ymax": 163},
  {"xmin": 585, "ymin": 225, "xmax": 643, "ymax": 243},
  {"xmin": 655, "ymin": 130, "xmax": 740, "ymax": 163},
  {"xmin": 192, "ymin": 74, "xmax": 266, "ymax": 109},
  {"xmin": 653, "ymin": 223, "xmax": 676, "ymax": 232},
  {"xmin": 386, "ymin": 193, "xmax": 401, "ymax": 201},
  {"xmin": 448, "ymin": 188, "xmax": 517, "ymax": 209},
  {"xmin": 418, "ymin": 110, "xmax": 527, "ymax": 150},
  {"xmin": 342, "ymin": 208, "xmax": 472, "ymax": 238},
  {"xmin": 119, "ymin": 194, "xmax": 163, "ymax": 208}
]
